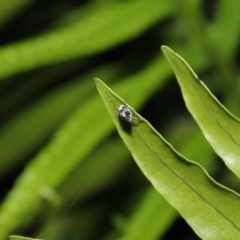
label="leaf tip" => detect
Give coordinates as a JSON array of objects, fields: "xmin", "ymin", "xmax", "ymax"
[
  {"xmin": 161, "ymin": 45, "xmax": 168, "ymax": 50},
  {"xmin": 93, "ymin": 77, "xmax": 100, "ymax": 82},
  {"xmin": 161, "ymin": 45, "xmax": 173, "ymax": 54},
  {"xmin": 93, "ymin": 77, "xmax": 103, "ymax": 89}
]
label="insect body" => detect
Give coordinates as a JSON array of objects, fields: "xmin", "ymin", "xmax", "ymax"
[{"xmin": 117, "ymin": 103, "xmax": 139, "ymax": 124}]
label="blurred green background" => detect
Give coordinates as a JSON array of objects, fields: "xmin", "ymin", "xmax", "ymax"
[{"xmin": 0, "ymin": 0, "xmax": 240, "ymax": 239}]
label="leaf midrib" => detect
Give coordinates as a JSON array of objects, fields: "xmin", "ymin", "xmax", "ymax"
[
  {"xmin": 133, "ymin": 126, "xmax": 240, "ymax": 231},
  {"xmin": 100, "ymin": 81, "xmax": 240, "ymax": 231}
]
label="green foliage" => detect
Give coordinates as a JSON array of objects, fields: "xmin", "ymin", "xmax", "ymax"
[
  {"xmin": 162, "ymin": 46, "xmax": 240, "ymax": 178},
  {"xmin": 95, "ymin": 52, "xmax": 240, "ymax": 239},
  {"xmin": 9, "ymin": 235, "xmax": 43, "ymax": 240},
  {"xmin": 0, "ymin": 0, "xmax": 240, "ymax": 239}
]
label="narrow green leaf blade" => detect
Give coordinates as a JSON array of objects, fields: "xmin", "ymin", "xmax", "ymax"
[
  {"xmin": 161, "ymin": 46, "xmax": 240, "ymax": 178},
  {"xmin": 9, "ymin": 236, "xmax": 43, "ymax": 240},
  {"xmin": 0, "ymin": 0, "xmax": 172, "ymax": 79},
  {"xmin": 208, "ymin": 0, "xmax": 240, "ymax": 61},
  {"xmin": 0, "ymin": 56, "xmax": 169, "ymax": 239},
  {"xmin": 95, "ymin": 78, "xmax": 240, "ymax": 240},
  {"xmin": 120, "ymin": 187, "xmax": 177, "ymax": 240}
]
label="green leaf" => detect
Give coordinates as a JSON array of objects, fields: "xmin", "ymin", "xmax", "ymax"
[
  {"xmin": 166, "ymin": 117, "xmax": 215, "ymax": 169},
  {"xmin": 95, "ymin": 78, "xmax": 240, "ymax": 240},
  {"xmin": 0, "ymin": 0, "xmax": 172, "ymax": 79},
  {"xmin": 0, "ymin": 56, "xmax": 169, "ymax": 239},
  {"xmin": 0, "ymin": 93, "xmax": 115, "ymax": 240},
  {"xmin": 120, "ymin": 187, "xmax": 177, "ymax": 240},
  {"xmin": 208, "ymin": 0, "xmax": 240, "ymax": 61},
  {"xmin": 0, "ymin": 63, "xmax": 119, "ymax": 179},
  {"xmin": 119, "ymin": 118, "xmax": 215, "ymax": 240},
  {"xmin": 0, "ymin": 43, "xmax": 214, "ymax": 239},
  {"xmin": 59, "ymin": 138, "xmax": 131, "ymax": 203},
  {"xmin": 161, "ymin": 45, "xmax": 240, "ymax": 179},
  {"xmin": 9, "ymin": 236, "xmax": 43, "ymax": 240}
]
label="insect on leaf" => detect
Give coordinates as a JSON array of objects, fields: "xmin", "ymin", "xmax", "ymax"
[{"xmin": 95, "ymin": 77, "xmax": 240, "ymax": 240}]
